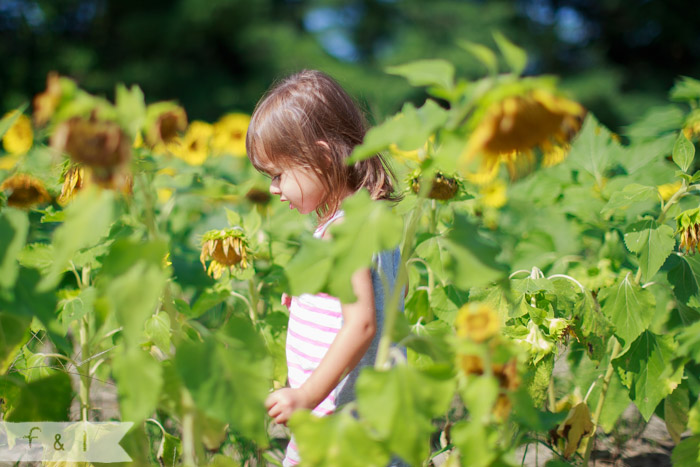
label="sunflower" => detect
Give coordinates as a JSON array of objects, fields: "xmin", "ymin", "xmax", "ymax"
[
  {"xmin": 455, "ymin": 303, "xmax": 500, "ymax": 343},
  {"xmin": 200, "ymin": 228, "xmax": 250, "ymax": 279},
  {"xmin": 212, "ymin": 113, "xmax": 250, "ymax": 157},
  {"xmin": 658, "ymin": 181, "xmax": 682, "ymax": 202},
  {"xmin": 2, "ymin": 112, "xmax": 33, "ymax": 155},
  {"xmin": 409, "ymin": 170, "xmax": 462, "ymax": 200},
  {"xmin": 0, "ymin": 155, "xmax": 20, "ymax": 171},
  {"xmin": 461, "ymin": 86, "xmax": 585, "ymax": 177},
  {"xmin": 50, "ymin": 116, "xmax": 131, "ymax": 185},
  {"xmin": 33, "ymin": 72, "xmax": 63, "ymax": 127},
  {"xmin": 146, "ymin": 107, "xmax": 188, "ymax": 147},
  {"xmin": 58, "ymin": 165, "xmax": 85, "ymax": 206},
  {"xmin": 479, "ymin": 180, "xmax": 507, "ymax": 208},
  {"xmin": 169, "ymin": 121, "xmax": 213, "ymax": 166},
  {"xmin": 1, "ymin": 173, "xmax": 51, "ymax": 208}
]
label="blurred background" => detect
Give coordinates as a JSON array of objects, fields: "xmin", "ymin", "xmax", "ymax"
[{"xmin": 2, "ymin": 0, "xmax": 700, "ymax": 132}]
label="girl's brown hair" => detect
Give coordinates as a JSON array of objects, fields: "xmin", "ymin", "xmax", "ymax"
[{"xmin": 245, "ymin": 69, "xmax": 401, "ymax": 224}]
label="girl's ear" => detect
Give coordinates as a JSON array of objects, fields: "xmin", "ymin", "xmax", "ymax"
[{"xmin": 316, "ymin": 140, "xmax": 333, "ymax": 165}]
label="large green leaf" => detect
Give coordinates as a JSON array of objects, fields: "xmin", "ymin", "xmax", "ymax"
[
  {"xmin": 672, "ymin": 435, "xmax": 700, "ymax": 467},
  {"xmin": 623, "ymin": 219, "xmax": 676, "ymax": 282},
  {"xmin": 624, "ymin": 105, "xmax": 685, "ymax": 142},
  {"xmin": 673, "ymin": 131, "xmax": 696, "ymax": 173},
  {"xmin": 290, "ymin": 409, "xmax": 391, "ymax": 467},
  {"xmin": 41, "ymin": 186, "xmax": 115, "ymax": 290},
  {"xmin": 349, "ymin": 99, "xmax": 448, "ymax": 162},
  {"xmin": 174, "ymin": 315, "xmax": 271, "ymax": 444},
  {"xmin": 600, "ymin": 184, "xmax": 657, "ymax": 217},
  {"xmin": 112, "ymin": 347, "xmax": 163, "ymax": 423},
  {"xmin": 567, "ymin": 115, "xmax": 618, "ymax": 186},
  {"xmin": 599, "ymin": 274, "xmax": 656, "ymax": 346},
  {"xmin": 450, "ymin": 420, "xmax": 498, "ymax": 467},
  {"xmin": 613, "ymin": 331, "xmax": 683, "ymax": 420},
  {"xmin": 101, "ymin": 239, "xmax": 169, "ymax": 348},
  {"xmin": 665, "ymin": 385, "xmax": 690, "ymax": 444},
  {"xmin": 615, "ymin": 134, "xmax": 676, "ymax": 175},
  {"xmin": 0, "ymin": 312, "xmax": 31, "ymax": 373},
  {"xmin": 493, "ymin": 31, "xmax": 527, "ymax": 75},
  {"xmin": 356, "ymin": 364, "xmax": 455, "ymax": 465},
  {"xmin": 668, "ymin": 253, "xmax": 700, "ymax": 306},
  {"xmin": 1, "ymin": 372, "xmax": 72, "ymax": 422},
  {"xmin": 386, "ymin": 59, "xmax": 455, "ymax": 91},
  {"xmin": 0, "ymin": 208, "xmax": 29, "ymax": 290},
  {"xmin": 671, "ymin": 76, "xmax": 700, "ymax": 102}
]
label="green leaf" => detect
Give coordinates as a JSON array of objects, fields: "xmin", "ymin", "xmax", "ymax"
[
  {"xmin": 190, "ymin": 286, "xmax": 231, "ymax": 318},
  {"xmin": 58, "ymin": 286, "xmax": 96, "ymax": 333},
  {"xmin": 451, "ymin": 420, "xmax": 498, "ymax": 467},
  {"xmin": 672, "ymin": 435, "xmax": 700, "ymax": 467},
  {"xmin": 386, "ymin": 59, "xmax": 455, "ymax": 91},
  {"xmin": 290, "ymin": 409, "xmax": 391, "ymax": 467},
  {"xmin": 665, "ymin": 385, "xmax": 689, "ymax": 444},
  {"xmin": 41, "ymin": 186, "xmax": 115, "ymax": 290},
  {"xmin": 0, "ymin": 208, "xmax": 29, "ymax": 290},
  {"xmin": 458, "ymin": 40, "xmax": 498, "ymax": 75},
  {"xmin": 157, "ymin": 430, "xmax": 182, "ymax": 467},
  {"xmin": 112, "ymin": 347, "xmax": 163, "ymax": 423},
  {"xmin": 285, "ymin": 234, "xmax": 334, "ymax": 297},
  {"xmin": 356, "ymin": 364, "xmax": 455, "ymax": 465},
  {"xmin": 492, "ymin": 31, "xmax": 527, "ymax": 75},
  {"xmin": 0, "ymin": 312, "xmax": 31, "ymax": 373},
  {"xmin": 623, "ymin": 219, "xmax": 676, "ymax": 281},
  {"xmin": 600, "ymin": 184, "xmax": 657, "ymax": 217},
  {"xmin": 115, "ymin": 83, "xmax": 146, "ymax": 140},
  {"xmin": 613, "ymin": 331, "xmax": 683, "ymax": 420},
  {"xmin": 599, "ymin": 273, "xmax": 656, "ymax": 346},
  {"xmin": 668, "ymin": 253, "xmax": 700, "ymax": 306},
  {"xmin": 567, "ymin": 115, "xmax": 618, "ymax": 186},
  {"xmin": 349, "ymin": 99, "xmax": 448, "ymax": 163},
  {"xmin": 571, "ymin": 292, "xmax": 613, "ymax": 363},
  {"xmin": 1, "ymin": 372, "xmax": 72, "ymax": 421},
  {"xmin": 175, "ymin": 315, "xmax": 271, "ymax": 444},
  {"xmin": 671, "ymin": 76, "xmax": 700, "ymax": 102},
  {"xmin": 438, "ymin": 214, "xmax": 506, "ymax": 290},
  {"xmin": 674, "ymin": 131, "xmax": 696, "ymax": 173},
  {"xmin": 616, "ymin": 134, "xmax": 676, "ymax": 174},
  {"xmin": 145, "ymin": 311, "xmax": 171, "ymax": 354},
  {"xmin": 624, "ymin": 105, "xmax": 685, "ymax": 142},
  {"xmin": 101, "ymin": 238, "xmax": 169, "ymax": 348}
]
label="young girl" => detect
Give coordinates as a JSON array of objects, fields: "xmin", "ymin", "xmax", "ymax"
[{"xmin": 245, "ymin": 70, "xmax": 404, "ymax": 466}]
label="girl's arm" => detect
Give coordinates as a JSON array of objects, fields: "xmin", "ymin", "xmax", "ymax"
[{"xmin": 266, "ymin": 267, "xmax": 376, "ymax": 424}]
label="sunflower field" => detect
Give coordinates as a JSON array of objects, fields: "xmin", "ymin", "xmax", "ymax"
[{"xmin": 3, "ymin": 35, "xmax": 700, "ymax": 466}]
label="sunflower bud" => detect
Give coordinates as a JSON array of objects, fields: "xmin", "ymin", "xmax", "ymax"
[
  {"xmin": 2, "ymin": 111, "xmax": 33, "ymax": 155},
  {"xmin": 409, "ymin": 170, "xmax": 461, "ymax": 201},
  {"xmin": 1, "ymin": 174, "xmax": 51, "ymax": 208},
  {"xmin": 200, "ymin": 228, "xmax": 250, "ymax": 279},
  {"xmin": 212, "ymin": 113, "xmax": 250, "ymax": 157},
  {"xmin": 455, "ymin": 303, "xmax": 500, "ymax": 343},
  {"xmin": 50, "ymin": 116, "xmax": 131, "ymax": 185},
  {"xmin": 678, "ymin": 208, "xmax": 700, "ymax": 254}
]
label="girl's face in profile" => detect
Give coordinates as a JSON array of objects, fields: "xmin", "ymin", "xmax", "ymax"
[{"xmin": 267, "ymin": 163, "xmax": 326, "ymax": 215}]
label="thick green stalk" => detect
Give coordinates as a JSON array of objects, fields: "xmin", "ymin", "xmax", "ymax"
[
  {"xmin": 375, "ymin": 200, "xmax": 424, "ymax": 369},
  {"xmin": 78, "ymin": 266, "xmax": 91, "ymax": 422},
  {"xmin": 181, "ymin": 389, "xmax": 197, "ymax": 467}
]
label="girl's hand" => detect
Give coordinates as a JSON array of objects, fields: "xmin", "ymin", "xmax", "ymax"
[
  {"xmin": 281, "ymin": 293, "xmax": 292, "ymax": 308},
  {"xmin": 265, "ymin": 387, "xmax": 311, "ymax": 425}
]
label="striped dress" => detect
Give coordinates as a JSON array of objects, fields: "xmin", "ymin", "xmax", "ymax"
[
  {"xmin": 282, "ymin": 210, "xmax": 404, "ymax": 466},
  {"xmin": 283, "ymin": 211, "xmax": 346, "ymax": 466}
]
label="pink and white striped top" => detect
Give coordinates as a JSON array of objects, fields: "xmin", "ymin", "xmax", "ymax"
[{"xmin": 283, "ymin": 210, "xmax": 346, "ymax": 466}]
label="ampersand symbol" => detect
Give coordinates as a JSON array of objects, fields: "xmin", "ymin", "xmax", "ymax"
[{"xmin": 53, "ymin": 434, "xmax": 64, "ymax": 451}]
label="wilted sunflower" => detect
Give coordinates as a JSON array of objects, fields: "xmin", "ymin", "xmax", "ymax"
[
  {"xmin": 455, "ymin": 303, "xmax": 500, "ymax": 343},
  {"xmin": 212, "ymin": 113, "xmax": 250, "ymax": 157},
  {"xmin": 461, "ymin": 86, "xmax": 585, "ymax": 177},
  {"xmin": 170, "ymin": 121, "xmax": 213, "ymax": 166},
  {"xmin": 677, "ymin": 208, "xmax": 700, "ymax": 254},
  {"xmin": 50, "ymin": 116, "xmax": 131, "ymax": 185},
  {"xmin": 33, "ymin": 72, "xmax": 63, "ymax": 127},
  {"xmin": 200, "ymin": 228, "xmax": 250, "ymax": 279},
  {"xmin": 1, "ymin": 173, "xmax": 51, "ymax": 208},
  {"xmin": 58, "ymin": 165, "xmax": 85, "ymax": 205},
  {"xmin": 409, "ymin": 170, "xmax": 462, "ymax": 201},
  {"xmin": 146, "ymin": 107, "xmax": 188, "ymax": 147},
  {"xmin": 2, "ymin": 111, "xmax": 33, "ymax": 155}
]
